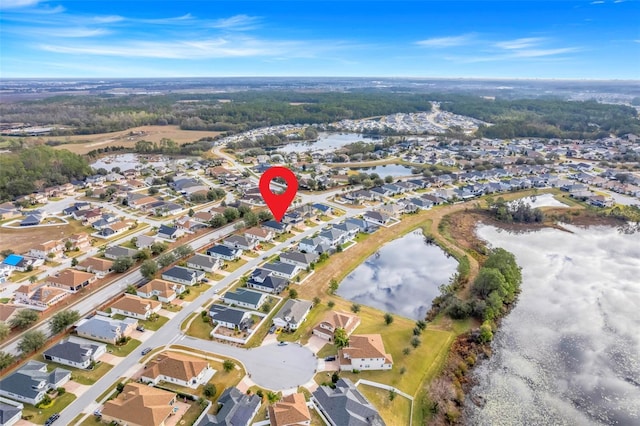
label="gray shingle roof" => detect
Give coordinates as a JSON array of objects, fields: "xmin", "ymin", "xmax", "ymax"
[
  {"xmin": 279, "ymin": 251, "xmax": 318, "ymax": 266},
  {"xmin": 313, "ymin": 378, "xmax": 385, "ymax": 426},
  {"xmin": 224, "ymin": 288, "xmax": 264, "ymax": 306},
  {"xmin": 197, "ymin": 387, "xmax": 260, "ymax": 426},
  {"xmin": 162, "ymin": 266, "xmax": 201, "ymax": 282},
  {"xmin": 274, "ymin": 299, "xmax": 312, "ymax": 325},
  {"xmin": 0, "ymin": 361, "xmax": 70, "ymax": 401},
  {"xmin": 76, "ymin": 316, "xmax": 137, "ymax": 341},
  {"xmin": 0, "ymin": 403, "xmax": 21, "ymax": 424},
  {"xmin": 209, "ymin": 305, "xmax": 249, "ymax": 327},
  {"xmin": 43, "ymin": 339, "xmax": 103, "ymax": 364},
  {"xmin": 262, "ymin": 261, "xmax": 298, "ymax": 276}
]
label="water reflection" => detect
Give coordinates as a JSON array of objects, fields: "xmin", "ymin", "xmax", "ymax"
[
  {"xmin": 350, "ymin": 164, "xmax": 414, "ymax": 177},
  {"xmin": 466, "ymin": 224, "xmax": 640, "ymax": 425},
  {"xmin": 276, "ymin": 132, "xmax": 379, "ymax": 153},
  {"xmin": 337, "ymin": 231, "xmax": 458, "ymax": 320}
]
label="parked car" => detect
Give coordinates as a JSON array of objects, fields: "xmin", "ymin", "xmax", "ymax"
[
  {"xmin": 136, "ymin": 325, "xmax": 145, "ymax": 332},
  {"xmin": 278, "ymin": 341, "xmax": 288, "ymax": 346},
  {"xmin": 141, "ymin": 347, "xmax": 152, "ymax": 355},
  {"xmin": 324, "ymin": 356, "xmax": 337, "ymax": 362},
  {"xmin": 268, "ymin": 325, "xmax": 276, "ymax": 334},
  {"xmin": 44, "ymin": 413, "xmax": 60, "ymax": 425},
  {"xmin": 202, "ymin": 278, "xmax": 209, "ymax": 283}
]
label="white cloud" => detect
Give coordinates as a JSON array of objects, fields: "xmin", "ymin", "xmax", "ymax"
[
  {"xmin": 495, "ymin": 37, "xmax": 546, "ymax": 50},
  {"xmin": 210, "ymin": 14, "xmax": 261, "ymax": 30},
  {"xmin": 590, "ymin": 1, "xmax": 605, "ymax": 4},
  {"xmin": 416, "ymin": 34, "xmax": 475, "ymax": 48},
  {"xmin": 92, "ymin": 15, "xmax": 125, "ymax": 24},
  {"xmin": 512, "ymin": 47, "xmax": 581, "ymax": 57},
  {"xmin": 0, "ymin": 0, "xmax": 40, "ymax": 9},
  {"xmin": 38, "ymin": 37, "xmax": 306, "ymax": 59}
]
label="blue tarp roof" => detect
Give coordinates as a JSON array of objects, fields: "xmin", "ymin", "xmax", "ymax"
[{"xmin": 3, "ymin": 254, "xmax": 23, "ymax": 266}]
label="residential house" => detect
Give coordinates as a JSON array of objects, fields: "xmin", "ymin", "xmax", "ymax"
[
  {"xmin": 247, "ymin": 269, "xmax": 288, "ymax": 294},
  {"xmin": 363, "ymin": 211, "xmax": 391, "ymax": 226},
  {"xmin": 261, "ymin": 261, "xmax": 299, "ymax": 280},
  {"xmin": 0, "ymin": 361, "xmax": 70, "ymax": 405},
  {"xmin": 338, "ymin": 334, "xmax": 393, "ymax": 371},
  {"xmin": 272, "ymin": 299, "xmax": 312, "ymax": 331},
  {"xmin": 312, "ymin": 311, "xmax": 360, "ymax": 342},
  {"xmin": 110, "ymin": 294, "xmax": 162, "ymax": 320},
  {"xmin": 261, "ymin": 220, "xmax": 290, "ymax": 234},
  {"xmin": 193, "ymin": 211, "xmax": 215, "ymax": 224},
  {"xmin": 46, "ymin": 269, "xmax": 96, "ymax": 293},
  {"xmin": 244, "ymin": 227, "xmax": 274, "ymax": 243},
  {"xmin": 29, "ymin": 240, "xmax": 64, "ymax": 260},
  {"xmin": 312, "ymin": 203, "xmax": 333, "ymax": 215},
  {"xmin": 157, "ymin": 224, "xmax": 182, "ymax": 240},
  {"xmin": 0, "ymin": 204, "xmax": 21, "ymax": 221},
  {"xmin": 75, "ymin": 316, "xmax": 137, "ymax": 344},
  {"xmin": 196, "ymin": 387, "xmax": 261, "ymax": 426},
  {"xmin": 135, "ymin": 235, "xmax": 157, "ymax": 249},
  {"xmin": 223, "ymin": 288, "xmax": 267, "ymax": 310},
  {"xmin": 279, "ymin": 251, "xmax": 318, "ymax": 269},
  {"xmin": 206, "ymin": 245, "xmax": 241, "ymax": 261},
  {"xmin": 128, "ymin": 195, "xmax": 159, "ymax": 210},
  {"xmin": 0, "ymin": 305, "xmax": 23, "ymax": 324},
  {"xmin": 282, "ymin": 211, "xmax": 303, "ymax": 225},
  {"xmin": 98, "ymin": 221, "xmax": 130, "ymax": 237},
  {"xmin": 268, "ymin": 393, "xmax": 311, "ymax": 426},
  {"xmin": 298, "ymin": 237, "xmax": 331, "ymax": 255},
  {"xmin": 312, "ymin": 378, "xmax": 385, "ymax": 426},
  {"xmin": 19, "ymin": 214, "xmax": 41, "ymax": 227},
  {"xmin": 15, "ymin": 285, "xmax": 69, "ymax": 309},
  {"xmin": 186, "ymin": 253, "xmax": 222, "ymax": 273},
  {"xmin": 66, "ymin": 232, "xmax": 91, "ymax": 251},
  {"xmin": 345, "ymin": 218, "xmax": 372, "ymax": 233},
  {"xmin": 76, "ymin": 257, "xmax": 113, "ymax": 276},
  {"xmin": 100, "ymin": 383, "xmax": 177, "ymax": 426},
  {"xmin": 141, "ymin": 352, "xmax": 212, "ymax": 389},
  {"xmin": 332, "ymin": 222, "xmax": 360, "ymax": 240},
  {"xmin": 209, "ymin": 305, "xmax": 252, "ymax": 330},
  {"xmin": 318, "ymin": 228, "xmax": 348, "ymax": 247},
  {"xmin": 161, "ymin": 266, "xmax": 205, "ymax": 286},
  {"xmin": 104, "ymin": 245, "xmax": 137, "ymax": 261},
  {"xmin": 137, "ymin": 279, "xmax": 185, "ymax": 303},
  {"xmin": 377, "ymin": 203, "xmax": 404, "ymax": 218},
  {"xmin": 0, "ymin": 401, "xmax": 22, "ymax": 426},
  {"xmin": 43, "ymin": 338, "xmax": 107, "ymax": 369},
  {"xmin": 223, "ymin": 235, "xmax": 256, "ymax": 251}
]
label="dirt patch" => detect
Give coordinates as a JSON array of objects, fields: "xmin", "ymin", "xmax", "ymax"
[
  {"xmin": 0, "ymin": 220, "xmax": 91, "ymax": 254},
  {"xmin": 50, "ymin": 125, "xmax": 221, "ymax": 155}
]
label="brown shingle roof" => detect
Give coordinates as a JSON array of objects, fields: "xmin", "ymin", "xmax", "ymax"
[
  {"xmin": 47, "ymin": 269, "xmax": 94, "ymax": 287},
  {"xmin": 111, "ymin": 294, "xmax": 161, "ymax": 315},
  {"xmin": 137, "ymin": 279, "xmax": 177, "ymax": 300},
  {"xmin": 340, "ymin": 334, "xmax": 393, "ymax": 364},
  {"xmin": 143, "ymin": 352, "xmax": 209, "ymax": 383},
  {"xmin": 101, "ymin": 382, "xmax": 175, "ymax": 426},
  {"xmin": 268, "ymin": 393, "xmax": 311, "ymax": 426},
  {"xmin": 78, "ymin": 257, "xmax": 114, "ymax": 271},
  {"xmin": 0, "ymin": 304, "xmax": 22, "ymax": 322},
  {"xmin": 245, "ymin": 227, "xmax": 270, "ymax": 239},
  {"xmin": 315, "ymin": 311, "xmax": 360, "ymax": 336}
]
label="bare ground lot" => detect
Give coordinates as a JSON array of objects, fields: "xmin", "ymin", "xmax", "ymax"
[
  {"xmin": 45, "ymin": 125, "xmax": 221, "ymax": 155},
  {"xmin": 0, "ymin": 220, "xmax": 92, "ymax": 254}
]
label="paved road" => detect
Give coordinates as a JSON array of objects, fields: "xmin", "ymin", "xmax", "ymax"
[
  {"xmin": 60, "ymin": 211, "xmax": 360, "ymax": 425},
  {"xmin": 0, "ymin": 223, "xmax": 239, "ymax": 356}
]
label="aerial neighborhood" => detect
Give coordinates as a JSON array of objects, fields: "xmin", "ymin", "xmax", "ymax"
[{"xmin": 1, "ymin": 97, "xmax": 639, "ymax": 426}]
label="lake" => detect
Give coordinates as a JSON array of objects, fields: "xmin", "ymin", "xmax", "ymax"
[
  {"xmin": 511, "ymin": 193, "xmax": 568, "ymax": 208},
  {"xmin": 465, "ymin": 224, "xmax": 640, "ymax": 425},
  {"xmin": 277, "ymin": 132, "xmax": 380, "ymax": 153},
  {"xmin": 350, "ymin": 164, "xmax": 415, "ymax": 178},
  {"xmin": 337, "ymin": 231, "xmax": 458, "ymax": 320},
  {"xmin": 90, "ymin": 153, "xmax": 170, "ymax": 171}
]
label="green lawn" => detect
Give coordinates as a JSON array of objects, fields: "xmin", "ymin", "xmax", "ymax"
[
  {"xmin": 224, "ymin": 258, "xmax": 247, "ymax": 272},
  {"xmin": 274, "ymin": 231, "xmax": 294, "ymax": 242},
  {"xmin": 21, "ymin": 393, "xmax": 76, "ymax": 425},
  {"xmin": 58, "ymin": 361, "xmax": 113, "ymax": 386},
  {"xmin": 106, "ymin": 338, "xmax": 142, "ymax": 357},
  {"xmin": 259, "ymin": 242, "xmax": 276, "ymax": 251},
  {"xmin": 138, "ymin": 314, "xmax": 169, "ymax": 331},
  {"xmin": 181, "ymin": 312, "xmax": 197, "ymax": 331},
  {"xmin": 278, "ymin": 304, "xmax": 328, "ymax": 345},
  {"xmin": 186, "ymin": 315, "xmax": 214, "ymax": 340},
  {"xmin": 162, "ymin": 302, "xmax": 182, "ymax": 312},
  {"xmin": 244, "ymin": 251, "xmax": 259, "ymax": 258},
  {"xmin": 359, "ymin": 384, "xmax": 412, "ymax": 426},
  {"xmin": 76, "ymin": 414, "xmax": 101, "ymax": 426},
  {"xmin": 317, "ymin": 343, "xmax": 338, "ymax": 358},
  {"xmin": 182, "ymin": 283, "xmax": 211, "ymax": 301},
  {"xmin": 245, "ymin": 298, "xmax": 286, "ymax": 348},
  {"xmin": 354, "ymin": 232, "xmax": 371, "ymax": 243},
  {"xmin": 179, "ymin": 401, "xmax": 207, "ymax": 425}
]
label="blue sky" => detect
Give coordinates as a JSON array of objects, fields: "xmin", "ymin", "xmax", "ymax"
[{"xmin": 0, "ymin": 0, "xmax": 638, "ymax": 79}]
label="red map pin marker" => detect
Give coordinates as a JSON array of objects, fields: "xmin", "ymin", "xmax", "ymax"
[{"xmin": 259, "ymin": 166, "xmax": 298, "ymax": 222}]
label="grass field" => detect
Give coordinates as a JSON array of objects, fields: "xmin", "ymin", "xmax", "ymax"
[
  {"xmin": 0, "ymin": 218, "xmax": 93, "ymax": 254},
  {"xmin": 45, "ymin": 360, "xmax": 113, "ymax": 386},
  {"xmin": 48, "ymin": 125, "xmax": 222, "ymax": 155},
  {"xmin": 359, "ymin": 383, "xmax": 413, "ymax": 426},
  {"xmin": 186, "ymin": 315, "xmax": 214, "ymax": 340},
  {"xmin": 223, "ymin": 258, "xmax": 247, "ymax": 272},
  {"xmin": 106, "ymin": 338, "xmax": 141, "ymax": 357},
  {"xmin": 137, "ymin": 314, "xmax": 169, "ymax": 331},
  {"xmin": 21, "ymin": 393, "xmax": 76, "ymax": 425}
]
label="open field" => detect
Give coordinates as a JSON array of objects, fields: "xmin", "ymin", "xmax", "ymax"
[
  {"xmin": 0, "ymin": 219, "xmax": 94, "ymax": 255},
  {"xmin": 359, "ymin": 383, "xmax": 413, "ymax": 426},
  {"xmin": 45, "ymin": 125, "xmax": 221, "ymax": 155}
]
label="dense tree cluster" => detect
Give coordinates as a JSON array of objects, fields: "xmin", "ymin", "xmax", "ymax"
[
  {"xmin": 0, "ymin": 146, "xmax": 92, "ymax": 201},
  {"xmin": 487, "ymin": 197, "xmax": 545, "ymax": 223}
]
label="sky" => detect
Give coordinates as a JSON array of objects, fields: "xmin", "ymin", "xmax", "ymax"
[{"xmin": 0, "ymin": 0, "xmax": 638, "ymax": 79}]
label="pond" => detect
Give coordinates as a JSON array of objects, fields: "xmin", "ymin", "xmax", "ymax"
[
  {"xmin": 337, "ymin": 231, "xmax": 458, "ymax": 320},
  {"xmin": 465, "ymin": 224, "xmax": 640, "ymax": 425},
  {"xmin": 90, "ymin": 153, "xmax": 171, "ymax": 171},
  {"xmin": 510, "ymin": 193, "xmax": 568, "ymax": 208},
  {"xmin": 350, "ymin": 164, "xmax": 415, "ymax": 178},
  {"xmin": 277, "ymin": 132, "xmax": 381, "ymax": 153}
]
